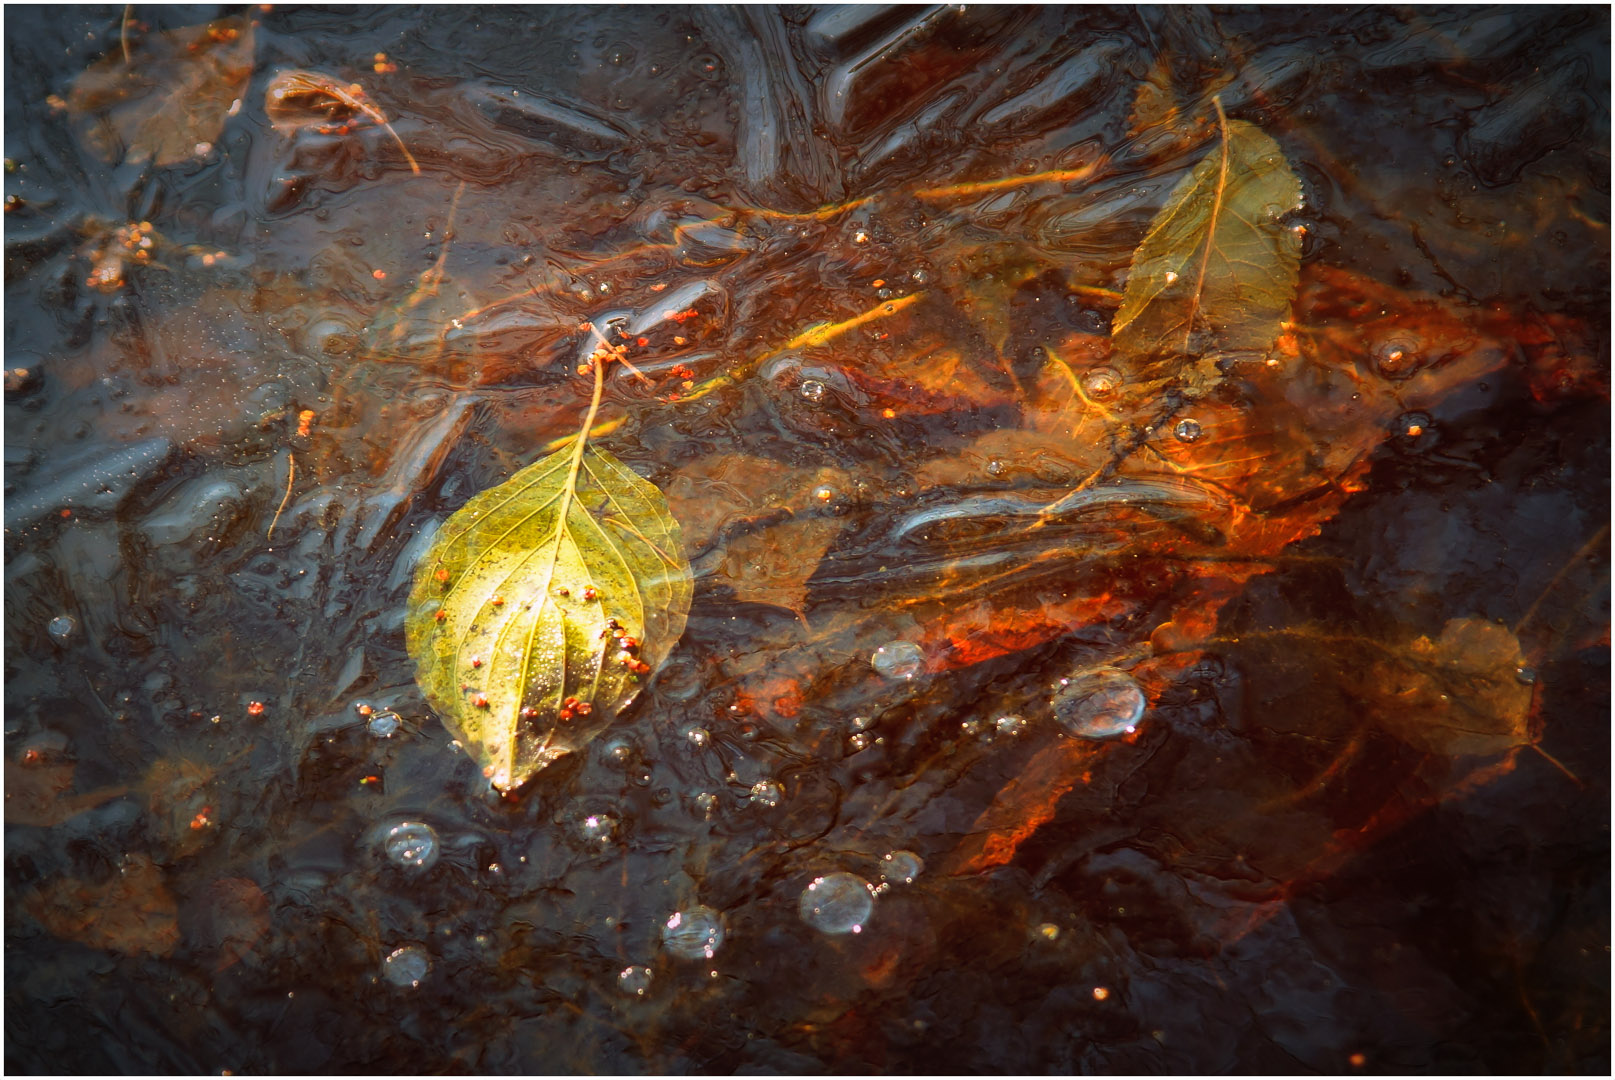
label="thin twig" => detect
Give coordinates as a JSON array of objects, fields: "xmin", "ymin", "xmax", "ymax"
[
  {"xmin": 267, "ymin": 452, "xmax": 295, "ymax": 542},
  {"xmin": 120, "ymin": 3, "xmax": 132, "ymax": 63}
]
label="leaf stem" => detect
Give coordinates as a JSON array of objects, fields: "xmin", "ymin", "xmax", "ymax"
[{"xmin": 563, "ymin": 346, "xmax": 607, "ymax": 501}]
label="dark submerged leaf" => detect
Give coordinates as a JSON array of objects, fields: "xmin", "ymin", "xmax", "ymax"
[{"xmin": 67, "ymin": 16, "xmax": 255, "ymax": 167}]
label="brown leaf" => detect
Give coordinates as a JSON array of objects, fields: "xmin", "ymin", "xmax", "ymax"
[
  {"xmin": 24, "ymin": 854, "xmax": 180, "ymax": 957},
  {"xmin": 1364, "ymin": 618, "xmax": 1533, "ymax": 756},
  {"xmin": 665, "ymin": 456, "xmax": 849, "ymax": 618},
  {"xmin": 181, "ymin": 877, "xmax": 269, "ymax": 972},
  {"xmin": 67, "ymin": 16, "xmax": 255, "ymax": 167},
  {"xmin": 4, "ymin": 757, "xmax": 126, "ymax": 828}
]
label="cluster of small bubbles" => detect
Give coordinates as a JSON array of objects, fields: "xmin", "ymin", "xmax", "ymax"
[
  {"xmin": 1080, "ymin": 366, "xmax": 1123, "ymax": 401},
  {"xmin": 848, "ymin": 732, "xmax": 872, "ymax": 752},
  {"xmin": 798, "ymin": 378, "xmax": 828, "ymax": 404},
  {"xmin": 662, "ymin": 905, "xmax": 724, "ymax": 959},
  {"xmin": 46, "ymin": 615, "xmax": 75, "ymax": 645},
  {"xmin": 749, "ymin": 779, "xmax": 784, "ymax": 808},
  {"xmin": 871, "ymin": 641, "xmax": 925, "ymax": 680},
  {"xmin": 910, "ymin": 267, "xmax": 929, "ymax": 284},
  {"xmin": 799, "ymin": 872, "xmax": 875, "ymax": 934},
  {"xmin": 985, "ymin": 458, "xmax": 1007, "ymax": 477},
  {"xmin": 617, "ymin": 965, "xmax": 653, "ymax": 997},
  {"xmin": 367, "ymin": 711, "xmax": 401, "ymax": 738},
  {"xmin": 879, "ymin": 850, "xmax": 924, "ymax": 886},
  {"xmin": 1173, "ymin": 418, "xmax": 1203, "ymax": 443},
  {"xmin": 382, "ymin": 945, "xmax": 431, "ymax": 988},
  {"xmin": 994, "ymin": 714, "xmax": 1028, "ymax": 738},
  {"xmin": 848, "ymin": 715, "xmax": 875, "ymax": 732},
  {"xmin": 685, "ymin": 726, "xmax": 710, "ymax": 749},
  {"xmin": 382, "ymin": 820, "xmax": 441, "ymax": 870},
  {"xmin": 693, "ymin": 791, "xmax": 719, "ymax": 815},
  {"xmin": 1052, "ymin": 670, "xmax": 1146, "ymax": 739},
  {"xmin": 577, "ymin": 813, "xmax": 619, "ymax": 848}
]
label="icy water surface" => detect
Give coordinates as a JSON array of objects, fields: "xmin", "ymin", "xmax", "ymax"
[{"xmin": 5, "ymin": 6, "xmax": 1609, "ymax": 1073}]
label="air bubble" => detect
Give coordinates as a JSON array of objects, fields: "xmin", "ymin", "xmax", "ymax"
[
  {"xmin": 577, "ymin": 813, "xmax": 619, "ymax": 848},
  {"xmin": 662, "ymin": 905, "xmax": 725, "ymax": 959},
  {"xmin": 1396, "ymin": 411, "xmax": 1432, "ymax": 441},
  {"xmin": 799, "ymin": 379, "xmax": 827, "ymax": 403},
  {"xmin": 879, "ymin": 850, "xmax": 924, "ymax": 886},
  {"xmin": 1052, "ymin": 670, "xmax": 1146, "ymax": 739},
  {"xmin": 46, "ymin": 615, "xmax": 75, "ymax": 645},
  {"xmin": 994, "ymin": 714, "xmax": 1028, "ymax": 737},
  {"xmin": 1373, "ymin": 335, "xmax": 1424, "ymax": 380},
  {"xmin": 749, "ymin": 779, "xmax": 783, "ymax": 808},
  {"xmin": 799, "ymin": 872, "xmax": 875, "ymax": 934},
  {"xmin": 1080, "ymin": 367, "xmax": 1123, "ymax": 401},
  {"xmin": 381, "ymin": 820, "xmax": 440, "ymax": 870},
  {"xmin": 1173, "ymin": 418, "xmax": 1203, "ymax": 442},
  {"xmin": 367, "ymin": 711, "xmax": 401, "ymax": 738},
  {"xmin": 685, "ymin": 726, "xmax": 710, "ymax": 748},
  {"xmin": 871, "ymin": 641, "xmax": 924, "ymax": 680},
  {"xmin": 382, "ymin": 945, "xmax": 431, "ymax": 988},
  {"xmin": 617, "ymin": 965, "xmax": 653, "ymax": 997}
]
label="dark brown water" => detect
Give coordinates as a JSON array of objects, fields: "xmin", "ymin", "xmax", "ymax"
[{"xmin": 5, "ymin": 6, "xmax": 1608, "ymax": 1073}]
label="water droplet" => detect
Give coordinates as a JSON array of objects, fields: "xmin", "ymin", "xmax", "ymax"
[
  {"xmin": 871, "ymin": 641, "xmax": 925, "ymax": 680},
  {"xmin": 662, "ymin": 905, "xmax": 725, "ymax": 959},
  {"xmin": 1052, "ymin": 670, "xmax": 1146, "ymax": 739},
  {"xmin": 879, "ymin": 850, "xmax": 924, "ymax": 886},
  {"xmin": 46, "ymin": 615, "xmax": 75, "ymax": 645},
  {"xmin": 367, "ymin": 711, "xmax": 401, "ymax": 738},
  {"xmin": 381, "ymin": 821, "xmax": 440, "ymax": 870},
  {"xmin": 985, "ymin": 458, "xmax": 1006, "ymax": 477},
  {"xmin": 1080, "ymin": 366, "xmax": 1122, "ymax": 401},
  {"xmin": 799, "ymin": 872, "xmax": 874, "ymax": 934},
  {"xmin": 382, "ymin": 944, "xmax": 431, "ymax": 987},
  {"xmin": 685, "ymin": 726, "xmax": 710, "ymax": 748},
  {"xmin": 617, "ymin": 965, "xmax": 653, "ymax": 997},
  {"xmin": 799, "ymin": 379, "xmax": 827, "ymax": 403},
  {"xmin": 749, "ymin": 779, "xmax": 783, "ymax": 808},
  {"xmin": 848, "ymin": 732, "xmax": 872, "ymax": 752},
  {"xmin": 1173, "ymin": 418, "xmax": 1203, "ymax": 443}
]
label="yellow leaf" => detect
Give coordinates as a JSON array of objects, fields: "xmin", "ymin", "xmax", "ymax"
[
  {"xmin": 1111, "ymin": 101, "xmax": 1302, "ymax": 396},
  {"xmin": 406, "ymin": 439, "xmax": 691, "ymax": 791}
]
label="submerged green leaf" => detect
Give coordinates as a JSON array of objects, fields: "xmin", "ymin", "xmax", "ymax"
[
  {"xmin": 1111, "ymin": 103, "xmax": 1302, "ymax": 395},
  {"xmin": 406, "ymin": 439, "xmax": 691, "ymax": 791}
]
